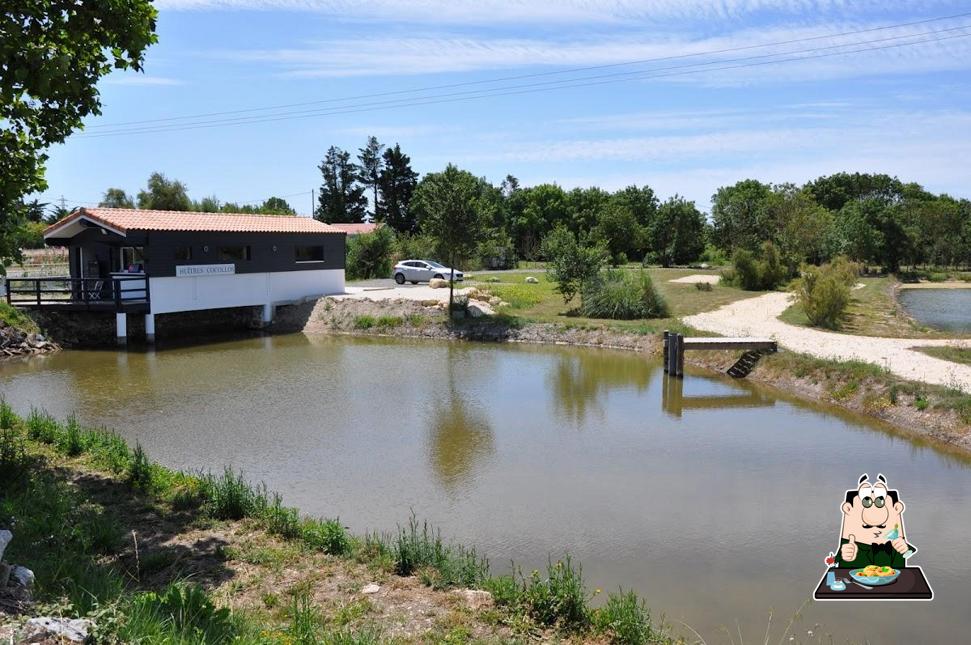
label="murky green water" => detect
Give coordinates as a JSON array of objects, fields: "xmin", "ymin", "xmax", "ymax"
[
  {"xmin": 2, "ymin": 335, "xmax": 969, "ymax": 644},
  {"xmin": 898, "ymin": 288, "xmax": 971, "ymax": 332}
]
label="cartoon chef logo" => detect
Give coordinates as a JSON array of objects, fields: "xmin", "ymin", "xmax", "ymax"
[{"xmin": 815, "ymin": 473, "xmax": 932, "ymax": 600}]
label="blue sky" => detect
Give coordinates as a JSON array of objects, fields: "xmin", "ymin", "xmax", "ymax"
[{"xmin": 40, "ymin": 0, "xmax": 971, "ymax": 214}]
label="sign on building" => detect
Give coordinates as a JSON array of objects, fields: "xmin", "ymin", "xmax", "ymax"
[{"xmin": 176, "ymin": 264, "xmax": 236, "ymax": 278}]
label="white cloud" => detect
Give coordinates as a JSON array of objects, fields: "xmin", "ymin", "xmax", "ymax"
[
  {"xmin": 155, "ymin": 1, "xmax": 964, "ymax": 25},
  {"xmin": 217, "ymin": 21, "xmax": 971, "ymax": 82}
]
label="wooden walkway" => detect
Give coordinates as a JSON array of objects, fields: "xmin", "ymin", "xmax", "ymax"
[{"xmin": 663, "ymin": 331, "xmax": 777, "ymax": 378}]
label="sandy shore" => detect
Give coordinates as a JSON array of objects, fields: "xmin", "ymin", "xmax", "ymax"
[{"xmin": 683, "ymin": 292, "xmax": 971, "ymax": 393}]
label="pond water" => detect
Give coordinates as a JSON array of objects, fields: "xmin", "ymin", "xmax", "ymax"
[
  {"xmin": 2, "ymin": 335, "xmax": 970, "ymax": 644},
  {"xmin": 897, "ymin": 288, "xmax": 971, "ymax": 332}
]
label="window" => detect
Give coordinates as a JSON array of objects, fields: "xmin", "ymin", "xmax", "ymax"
[
  {"xmin": 174, "ymin": 246, "xmax": 192, "ymax": 261},
  {"xmin": 295, "ymin": 245, "xmax": 324, "ymax": 262},
  {"xmin": 120, "ymin": 246, "xmax": 146, "ymax": 273},
  {"xmin": 219, "ymin": 246, "xmax": 251, "ymax": 261}
]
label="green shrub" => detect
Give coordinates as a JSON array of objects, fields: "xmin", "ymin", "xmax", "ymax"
[
  {"xmin": 345, "ymin": 226, "xmax": 395, "ymax": 281},
  {"xmin": 794, "ymin": 258, "xmax": 859, "ymax": 329},
  {"xmin": 123, "ymin": 583, "xmax": 235, "ymax": 643},
  {"xmin": 287, "ymin": 589, "xmax": 323, "ymax": 644},
  {"xmin": 127, "ymin": 443, "xmax": 153, "ymax": 489},
  {"xmin": 0, "ymin": 425, "xmax": 28, "ymax": 486},
  {"xmin": 482, "ymin": 575, "xmax": 519, "ymax": 607},
  {"xmin": 541, "ymin": 226, "xmax": 608, "ymax": 304},
  {"xmin": 694, "ymin": 281, "xmax": 713, "ymax": 292},
  {"xmin": 263, "ymin": 493, "xmax": 302, "ymax": 540},
  {"xmin": 353, "ymin": 315, "xmax": 375, "ymax": 330},
  {"xmin": 301, "ymin": 518, "xmax": 351, "ymax": 555},
  {"xmin": 581, "ymin": 270, "xmax": 668, "ymax": 320},
  {"xmin": 727, "ymin": 241, "xmax": 788, "ymax": 291},
  {"xmin": 57, "ymin": 415, "xmax": 87, "ymax": 456},
  {"xmin": 393, "ymin": 232, "xmax": 437, "ymax": 264},
  {"xmin": 202, "ymin": 468, "xmax": 265, "ymax": 520},
  {"xmin": 26, "ymin": 408, "xmax": 60, "ymax": 443},
  {"xmin": 375, "ymin": 315, "xmax": 402, "ymax": 328},
  {"xmin": 393, "ymin": 515, "xmax": 489, "ymax": 589},
  {"xmin": 520, "ymin": 556, "xmax": 589, "ymax": 629},
  {"xmin": 594, "ymin": 589, "xmax": 662, "ymax": 645},
  {"xmin": 0, "ymin": 399, "xmax": 15, "ymax": 429},
  {"xmin": 87, "ymin": 428, "xmax": 133, "ymax": 474}
]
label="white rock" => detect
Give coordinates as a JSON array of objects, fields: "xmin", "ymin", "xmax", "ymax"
[
  {"xmin": 488, "ymin": 296, "xmax": 501, "ymax": 306},
  {"xmin": 524, "ymin": 276, "xmax": 539, "ymax": 284},
  {"xmin": 466, "ymin": 301, "xmax": 495, "ymax": 318},
  {"xmin": 0, "ymin": 529, "xmax": 11, "ymax": 561},
  {"xmin": 452, "ymin": 589, "xmax": 494, "ymax": 610},
  {"xmin": 11, "ymin": 565, "xmax": 34, "ymax": 588},
  {"xmin": 361, "ymin": 583, "xmax": 380, "ymax": 594},
  {"xmin": 699, "ymin": 263, "xmax": 710, "ymax": 269},
  {"xmin": 24, "ymin": 617, "xmax": 93, "ymax": 643},
  {"xmin": 429, "ymin": 278, "xmax": 448, "ymax": 289}
]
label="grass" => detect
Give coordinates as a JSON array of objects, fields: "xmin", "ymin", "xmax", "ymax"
[
  {"xmin": 749, "ymin": 351, "xmax": 971, "ymax": 425},
  {"xmin": 913, "ymin": 346, "xmax": 971, "ymax": 366},
  {"xmin": 779, "ymin": 275, "xmax": 971, "ymax": 339},
  {"xmin": 0, "ymin": 405, "xmax": 681, "ymax": 644},
  {"xmin": 0, "ymin": 301, "xmax": 38, "ymax": 333},
  {"xmin": 470, "ymin": 267, "xmax": 755, "ymax": 335}
]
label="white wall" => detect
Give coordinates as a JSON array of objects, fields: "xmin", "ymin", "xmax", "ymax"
[{"xmin": 149, "ymin": 269, "xmax": 344, "ymax": 315}]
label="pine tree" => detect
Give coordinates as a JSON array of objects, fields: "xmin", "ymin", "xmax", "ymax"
[
  {"xmin": 315, "ymin": 146, "xmax": 367, "ymax": 223},
  {"xmin": 377, "ymin": 144, "xmax": 419, "ymax": 233},
  {"xmin": 358, "ymin": 136, "xmax": 384, "ymax": 223}
]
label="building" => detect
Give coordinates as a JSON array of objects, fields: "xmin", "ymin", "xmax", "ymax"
[
  {"xmin": 325, "ymin": 222, "xmax": 383, "ymax": 236},
  {"xmin": 7, "ymin": 208, "xmax": 345, "ymax": 343}
]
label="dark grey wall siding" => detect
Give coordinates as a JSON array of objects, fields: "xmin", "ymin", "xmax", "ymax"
[{"xmin": 143, "ymin": 231, "xmax": 344, "ymax": 277}]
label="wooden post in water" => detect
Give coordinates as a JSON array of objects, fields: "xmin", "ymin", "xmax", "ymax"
[
  {"xmin": 662, "ymin": 330, "xmax": 670, "ymax": 373},
  {"xmin": 675, "ymin": 333, "xmax": 685, "ymax": 377},
  {"xmin": 667, "ymin": 333, "xmax": 679, "ymax": 376}
]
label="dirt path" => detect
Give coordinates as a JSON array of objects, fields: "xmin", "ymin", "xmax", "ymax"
[{"xmin": 683, "ymin": 292, "xmax": 971, "ymax": 393}]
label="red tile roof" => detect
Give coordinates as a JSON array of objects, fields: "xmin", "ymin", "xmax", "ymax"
[
  {"xmin": 45, "ymin": 207, "xmax": 343, "ymax": 237},
  {"xmin": 326, "ymin": 222, "xmax": 383, "ymax": 235}
]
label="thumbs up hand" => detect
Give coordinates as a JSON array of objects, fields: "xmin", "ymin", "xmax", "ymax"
[{"xmin": 841, "ymin": 535, "xmax": 858, "ymax": 562}]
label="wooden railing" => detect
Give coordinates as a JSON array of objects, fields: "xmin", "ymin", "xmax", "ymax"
[{"xmin": 4, "ymin": 275, "xmax": 150, "ymax": 312}]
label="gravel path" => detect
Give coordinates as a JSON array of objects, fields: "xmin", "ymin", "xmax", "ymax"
[{"xmin": 683, "ymin": 292, "xmax": 971, "ymax": 392}]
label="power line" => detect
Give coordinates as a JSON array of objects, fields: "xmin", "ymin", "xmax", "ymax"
[
  {"xmin": 78, "ymin": 26, "xmax": 971, "ymax": 139},
  {"xmin": 84, "ymin": 10, "xmax": 971, "ymax": 131}
]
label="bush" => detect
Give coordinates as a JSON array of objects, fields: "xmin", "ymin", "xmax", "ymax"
[
  {"xmin": 202, "ymin": 468, "xmax": 265, "ymax": 520},
  {"xmin": 726, "ymin": 241, "xmax": 787, "ymax": 291},
  {"xmin": 301, "ymin": 518, "xmax": 351, "ymax": 555},
  {"xmin": 345, "ymin": 226, "xmax": 395, "ymax": 280},
  {"xmin": 353, "ymin": 315, "xmax": 375, "ymax": 329},
  {"xmin": 393, "ymin": 232, "xmax": 437, "ymax": 264},
  {"xmin": 57, "ymin": 415, "xmax": 88, "ymax": 456},
  {"xmin": 127, "ymin": 443, "xmax": 153, "ymax": 489},
  {"xmin": 26, "ymin": 408, "xmax": 59, "ymax": 443},
  {"xmin": 594, "ymin": 590, "xmax": 662, "ymax": 645},
  {"xmin": 520, "ymin": 556, "xmax": 589, "ymax": 629},
  {"xmin": 541, "ymin": 227, "xmax": 608, "ymax": 304},
  {"xmin": 580, "ymin": 270, "xmax": 669, "ymax": 320},
  {"xmin": 124, "ymin": 583, "xmax": 235, "ymax": 643},
  {"xmin": 263, "ymin": 493, "xmax": 302, "ymax": 540},
  {"xmin": 794, "ymin": 258, "xmax": 859, "ymax": 329},
  {"xmin": 393, "ymin": 515, "xmax": 489, "ymax": 589}
]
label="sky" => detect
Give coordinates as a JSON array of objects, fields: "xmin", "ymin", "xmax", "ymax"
[{"xmin": 38, "ymin": 0, "xmax": 971, "ymax": 215}]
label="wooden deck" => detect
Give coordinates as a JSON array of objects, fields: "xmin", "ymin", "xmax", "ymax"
[{"xmin": 663, "ymin": 331, "xmax": 778, "ymax": 378}]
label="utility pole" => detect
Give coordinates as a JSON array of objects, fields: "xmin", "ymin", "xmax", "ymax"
[{"xmin": 310, "ymin": 189, "xmax": 315, "ymax": 218}]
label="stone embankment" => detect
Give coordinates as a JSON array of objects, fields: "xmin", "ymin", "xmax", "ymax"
[{"xmin": 0, "ymin": 322, "xmax": 59, "ymax": 358}]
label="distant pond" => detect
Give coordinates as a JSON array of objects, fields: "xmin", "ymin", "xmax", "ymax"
[
  {"xmin": 2, "ymin": 335, "xmax": 971, "ymax": 643},
  {"xmin": 898, "ymin": 288, "xmax": 971, "ymax": 332}
]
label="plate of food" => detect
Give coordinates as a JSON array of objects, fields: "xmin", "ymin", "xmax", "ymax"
[{"xmin": 850, "ymin": 565, "xmax": 901, "ymax": 586}]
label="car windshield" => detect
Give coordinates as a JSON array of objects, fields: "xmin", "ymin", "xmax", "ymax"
[{"xmin": 426, "ymin": 261, "xmax": 445, "ymax": 268}]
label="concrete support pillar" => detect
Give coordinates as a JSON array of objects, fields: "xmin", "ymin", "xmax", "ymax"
[
  {"xmin": 144, "ymin": 313, "xmax": 156, "ymax": 343},
  {"xmin": 262, "ymin": 303, "xmax": 274, "ymax": 325},
  {"xmin": 115, "ymin": 313, "xmax": 127, "ymax": 346}
]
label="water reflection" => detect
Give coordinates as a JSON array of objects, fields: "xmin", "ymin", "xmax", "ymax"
[
  {"xmin": 427, "ymin": 347, "xmax": 495, "ymax": 491},
  {"xmin": 661, "ymin": 373, "xmax": 775, "ymax": 418},
  {"xmin": 548, "ymin": 349, "xmax": 655, "ymax": 423}
]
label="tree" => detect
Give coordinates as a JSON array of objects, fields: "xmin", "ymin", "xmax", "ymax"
[
  {"xmin": 99, "ymin": 188, "xmax": 134, "ymax": 209},
  {"xmin": 358, "ymin": 136, "xmax": 384, "ymax": 222},
  {"xmin": 260, "ymin": 196, "xmax": 296, "ymax": 215},
  {"xmin": 647, "ymin": 196, "xmax": 706, "ymax": 267},
  {"xmin": 316, "ymin": 146, "xmax": 367, "ymax": 223},
  {"xmin": 806, "ymin": 172, "xmax": 906, "ymax": 211},
  {"xmin": 611, "ymin": 185, "xmax": 658, "ymax": 229},
  {"xmin": 1, "ymin": 1, "xmax": 157, "ymax": 271},
  {"xmin": 825, "ymin": 200, "xmax": 883, "ymax": 267},
  {"xmin": 566, "ymin": 187, "xmax": 611, "ymax": 234},
  {"xmin": 591, "ymin": 203, "xmax": 645, "ymax": 264},
  {"xmin": 377, "ymin": 144, "xmax": 419, "ymax": 233},
  {"xmin": 514, "ymin": 184, "xmax": 569, "ymax": 260},
  {"xmin": 194, "ymin": 195, "xmax": 221, "ymax": 212},
  {"xmin": 765, "ymin": 185, "xmax": 832, "ymax": 269},
  {"xmin": 137, "ymin": 172, "xmax": 192, "ymax": 211},
  {"xmin": 413, "ymin": 164, "xmax": 491, "ymax": 311},
  {"xmin": 710, "ymin": 179, "xmax": 773, "ymax": 254},
  {"xmin": 541, "ymin": 226, "xmax": 607, "ymax": 305},
  {"xmin": 346, "ymin": 226, "xmax": 395, "ymax": 280}
]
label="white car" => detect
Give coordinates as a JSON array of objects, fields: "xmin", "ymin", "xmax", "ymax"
[{"xmin": 392, "ymin": 260, "xmax": 464, "ymax": 284}]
